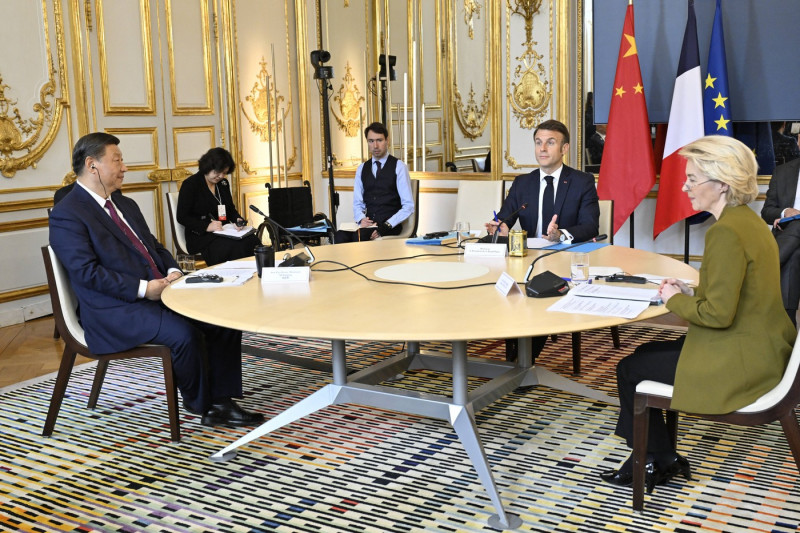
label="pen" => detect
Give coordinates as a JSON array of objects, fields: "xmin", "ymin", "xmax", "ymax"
[
  {"xmin": 208, "ymin": 213, "xmax": 217, "ymax": 221},
  {"xmin": 493, "ymin": 211, "xmax": 499, "ymax": 222}
]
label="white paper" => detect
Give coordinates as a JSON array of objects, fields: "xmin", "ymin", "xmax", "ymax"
[
  {"xmin": 213, "ymin": 223, "xmax": 256, "ymax": 239},
  {"xmin": 171, "ymin": 274, "xmax": 249, "ymax": 288},
  {"xmin": 260, "ymin": 266, "xmax": 310, "ymax": 283},
  {"xmin": 527, "ymin": 237, "xmax": 554, "ymax": 249},
  {"xmin": 634, "ymin": 273, "xmax": 695, "ymax": 285},
  {"xmin": 569, "ymin": 282, "xmax": 658, "ymax": 302},
  {"xmin": 495, "ymin": 272, "xmax": 522, "ymax": 296},
  {"xmin": 210, "ymin": 260, "xmax": 257, "ymax": 271},
  {"xmin": 464, "ymin": 243, "xmax": 507, "ymax": 257},
  {"xmin": 547, "ymin": 293, "xmax": 650, "ymax": 319}
]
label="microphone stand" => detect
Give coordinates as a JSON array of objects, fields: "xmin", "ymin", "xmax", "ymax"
[{"xmin": 250, "ymin": 205, "xmax": 315, "ymax": 266}]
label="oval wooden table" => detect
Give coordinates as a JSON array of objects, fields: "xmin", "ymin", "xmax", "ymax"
[{"xmin": 162, "ymin": 239, "xmax": 698, "ymax": 529}]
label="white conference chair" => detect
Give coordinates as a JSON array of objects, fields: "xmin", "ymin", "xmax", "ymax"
[
  {"xmin": 453, "ymin": 180, "xmax": 503, "ymax": 237},
  {"xmin": 631, "ymin": 331, "xmax": 800, "ymax": 510},
  {"xmin": 379, "ymin": 179, "xmax": 420, "ymax": 240},
  {"xmin": 166, "ymin": 191, "xmax": 189, "ymax": 256},
  {"xmin": 42, "ymin": 245, "xmax": 180, "ymax": 441}
]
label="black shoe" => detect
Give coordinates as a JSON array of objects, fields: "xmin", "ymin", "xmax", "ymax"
[
  {"xmin": 657, "ymin": 453, "xmax": 692, "ymax": 484},
  {"xmin": 600, "ymin": 461, "xmax": 660, "ymax": 493},
  {"xmin": 201, "ymin": 399, "xmax": 265, "ymax": 427},
  {"xmin": 183, "ymin": 402, "xmax": 204, "ymax": 416}
]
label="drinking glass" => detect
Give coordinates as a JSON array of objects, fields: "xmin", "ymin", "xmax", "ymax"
[
  {"xmin": 455, "ymin": 221, "xmax": 471, "ymax": 246},
  {"xmin": 177, "ymin": 254, "xmax": 196, "ymax": 273},
  {"xmin": 570, "ymin": 252, "xmax": 590, "ymax": 284}
]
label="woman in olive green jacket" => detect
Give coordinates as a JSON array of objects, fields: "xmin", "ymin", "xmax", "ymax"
[{"xmin": 600, "ymin": 135, "xmax": 795, "ymax": 492}]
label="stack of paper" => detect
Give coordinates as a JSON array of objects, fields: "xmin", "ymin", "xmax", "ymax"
[{"xmin": 547, "ymin": 283, "xmax": 659, "ymax": 319}]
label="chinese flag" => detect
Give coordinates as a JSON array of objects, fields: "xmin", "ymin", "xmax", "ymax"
[
  {"xmin": 597, "ymin": 2, "xmax": 655, "ymax": 235},
  {"xmin": 653, "ymin": 0, "xmax": 704, "ymax": 238}
]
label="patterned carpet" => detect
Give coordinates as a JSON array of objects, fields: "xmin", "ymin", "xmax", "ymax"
[{"xmin": 1, "ymin": 324, "xmax": 799, "ymax": 532}]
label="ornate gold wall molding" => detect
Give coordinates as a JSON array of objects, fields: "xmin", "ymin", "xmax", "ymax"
[
  {"xmin": 507, "ymin": 0, "xmax": 550, "ymax": 130},
  {"xmin": 453, "ymin": 84, "xmax": 489, "ymax": 140},
  {"xmin": 0, "ymin": 0, "xmax": 67, "ymax": 179},
  {"xmin": 463, "ymin": 0, "xmax": 482, "ymax": 40},
  {"xmin": 331, "ymin": 62, "xmax": 365, "ymax": 137},
  {"xmin": 240, "ymin": 57, "xmax": 289, "ymax": 144}
]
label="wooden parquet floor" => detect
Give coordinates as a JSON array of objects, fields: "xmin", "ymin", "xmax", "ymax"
[
  {"xmin": 0, "ymin": 314, "xmax": 692, "ymax": 389},
  {"xmin": 0, "ymin": 317, "xmax": 90, "ymax": 388}
]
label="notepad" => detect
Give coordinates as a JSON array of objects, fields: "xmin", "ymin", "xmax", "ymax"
[{"xmin": 213, "ymin": 223, "xmax": 256, "ymax": 239}]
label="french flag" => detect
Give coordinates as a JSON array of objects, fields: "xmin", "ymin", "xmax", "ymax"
[{"xmin": 653, "ymin": 0, "xmax": 704, "ymax": 239}]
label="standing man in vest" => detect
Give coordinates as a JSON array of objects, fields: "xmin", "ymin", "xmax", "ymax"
[{"xmin": 335, "ymin": 122, "xmax": 415, "ymax": 242}]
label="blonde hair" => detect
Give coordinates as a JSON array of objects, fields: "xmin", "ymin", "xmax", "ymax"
[{"xmin": 679, "ymin": 135, "xmax": 758, "ymax": 206}]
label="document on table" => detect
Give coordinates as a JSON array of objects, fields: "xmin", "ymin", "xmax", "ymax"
[
  {"xmin": 171, "ymin": 269, "xmax": 254, "ymax": 288},
  {"xmin": 214, "ymin": 259, "xmax": 257, "ymax": 271},
  {"xmin": 547, "ymin": 283, "xmax": 659, "ymax": 319}
]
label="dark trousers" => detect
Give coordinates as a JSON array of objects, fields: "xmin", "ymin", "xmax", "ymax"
[
  {"xmin": 614, "ymin": 337, "xmax": 684, "ymax": 452},
  {"xmin": 149, "ymin": 306, "xmax": 243, "ymax": 413},
  {"xmin": 334, "ymin": 223, "xmax": 403, "ymax": 244},
  {"xmin": 775, "ymin": 225, "xmax": 800, "ymax": 324},
  {"xmin": 504, "ymin": 336, "xmax": 548, "ymax": 361},
  {"xmin": 199, "ymin": 234, "xmax": 261, "ymax": 266}
]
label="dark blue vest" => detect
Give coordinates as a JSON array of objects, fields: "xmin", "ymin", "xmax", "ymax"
[{"xmin": 360, "ymin": 155, "xmax": 401, "ymax": 224}]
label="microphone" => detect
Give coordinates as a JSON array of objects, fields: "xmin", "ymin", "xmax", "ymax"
[
  {"xmin": 524, "ymin": 234, "xmax": 608, "ymax": 298},
  {"xmin": 491, "ymin": 203, "xmax": 528, "ymax": 244},
  {"xmin": 249, "ymin": 205, "xmax": 315, "ymax": 266}
]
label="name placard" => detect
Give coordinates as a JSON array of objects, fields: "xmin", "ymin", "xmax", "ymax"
[
  {"xmin": 260, "ymin": 266, "xmax": 310, "ymax": 283},
  {"xmin": 464, "ymin": 243, "xmax": 507, "ymax": 257},
  {"xmin": 495, "ymin": 272, "xmax": 523, "ymax": 296}
]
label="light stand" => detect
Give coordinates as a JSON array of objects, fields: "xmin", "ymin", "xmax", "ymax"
[
  {"xmin": 311, "ymin": 49, "xmax": 338, "ymax": 231},
  {"xmin": 377, "ymin": 54, "xmax": 396, "ymax": 127}
]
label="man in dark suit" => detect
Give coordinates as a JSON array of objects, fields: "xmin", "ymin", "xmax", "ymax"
[
  {"xmin": 761, "ymin": 157, "xmax": 800, "ymax": 326},
  {"xmin": 48, "ymin": 132, "xmax": 264, "ymax": 427},
  {"xmin": 485, "ymin": 119, "xmax": 600, "ymax": 363},
  {"xmin": 486, "ymin": 119, "xmax": 599, "ymax": 243}
]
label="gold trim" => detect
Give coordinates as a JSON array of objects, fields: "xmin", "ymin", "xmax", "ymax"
[
  {"xmin": 294, "ymin": 0, "xmax": 313, "ymax": 193},
  {"xmin": 0, "ymin": 285, "xmax": 49, "ymax": 304},
  {"xmin": 0, "ymin": 0, "xmax": 67, "ymax": 178},
  {"xmin": 331, "ymin": 62, "xmax": 365, "ymax": 137},
  {"xmin": 556, "ymin": 0, "xmax": 570, "ymax": 160},
  {"xmin": 166, "ymin": 0, "xmax": 214, "ymax": 115},
  {"xmin": 96, "ymin": 0, "xmax": 157, "ymax": 114},
  {"xmin": 104, "ymin": 127, "xmax": 159, "ymax": 171},
  {"xmin": 172, "ymin": 126, "xmax": 214, "ymax": 168},
  {"xmin": 147, "ymin": 167, "xmax": 192, "ymax": 183},
  {"xmin": 0, "ymin": 217, "xmax": 49, "ymax": 233},
  {"xmin": 0, "ymin": 199, "xmax": 54, "ymax": 214},
  {"xmin": 70, "ymin": 0, "xmax": 89, "ymax": 135}
]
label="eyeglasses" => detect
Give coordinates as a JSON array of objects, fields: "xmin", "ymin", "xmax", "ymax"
[{"xmin": 682, "ymin": 179, "xmax": 713, "ymax": 191}]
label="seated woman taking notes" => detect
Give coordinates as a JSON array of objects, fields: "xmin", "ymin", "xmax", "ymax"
[
  {"xmin": 177, "ymin": 147, "xmax": 260, "ymax": 265},
  {"xmin": 600, "ymin": 136, "xmax": 796, "ymax": 492}
]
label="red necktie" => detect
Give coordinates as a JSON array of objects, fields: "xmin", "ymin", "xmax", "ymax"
[{"xmin": 105, "ymin": 200, "xmax": 163, "ymax": 279}]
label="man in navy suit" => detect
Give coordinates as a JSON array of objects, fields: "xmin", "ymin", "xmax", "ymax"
[
  {"xmin": 485, "ymin": 120, "xmax": 600, "ymax": 363},
  {"xmin": 486, "ymin": 119, "xmax": 599, "ymax": 242},
  {"xmin": 761, "ymin": 157, "xmax": 800, "ymax": 326},
  {"xmin": 49, "ymin": 132, "xmax": 264, "ymax": 427}
]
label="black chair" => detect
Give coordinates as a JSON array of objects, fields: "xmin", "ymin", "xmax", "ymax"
[{"xmin": 263, "ymin": 181, "xmax": 333, "ymax": 249}]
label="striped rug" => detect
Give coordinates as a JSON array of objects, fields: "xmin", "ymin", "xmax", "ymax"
[{"xmin": 1, "ymin": 324, "xmax": 798, "ymax": 532}]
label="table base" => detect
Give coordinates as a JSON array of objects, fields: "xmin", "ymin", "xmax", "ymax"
[{"xmin": 211, "ymin": 338, "xmax": 616, "ymax": 529}]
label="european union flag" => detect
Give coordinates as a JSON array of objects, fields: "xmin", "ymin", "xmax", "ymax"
[{"xmin": 703, "ymin": 0, "xmax": 732, "ymax": 136}]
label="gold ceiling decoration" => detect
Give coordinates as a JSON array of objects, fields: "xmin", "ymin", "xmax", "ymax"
[
  {"xmin": 0, "ymin": 65, "xmax": 57, "ymax": 178},
  {"xmin": 453, "ymin": 83, "xmax": 490, "ymax": 140},
  {"xmin": 508, "ymin": 0, "xmax": 550, "ymax": 129},
  {"xmin": 240, "ymin": 57, "xmax": 290, "ymax": 143},
  {"xmin": 331, "ymin": 62, "xmax": 364, "ymax": 138},
  {"xmin": 464, "ymin": 0, "xmax": 482, "ymax": 39}
]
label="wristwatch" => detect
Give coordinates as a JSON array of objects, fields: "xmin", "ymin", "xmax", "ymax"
[{"xmin": 559, "ymin": 232, "xmax": 567, "ymax": 242}]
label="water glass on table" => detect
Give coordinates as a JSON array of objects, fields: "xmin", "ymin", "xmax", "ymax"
[
  {"xmin": 177, "ymin": 254, "xmax": 196, "ymax": 273},
  {"xmin": 455, "ymin": 221, "xmax": 470, "ymax": 246},
  {"xmin": 570, "ymin": 252, "xmax": 590, "ymax": 284}
]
